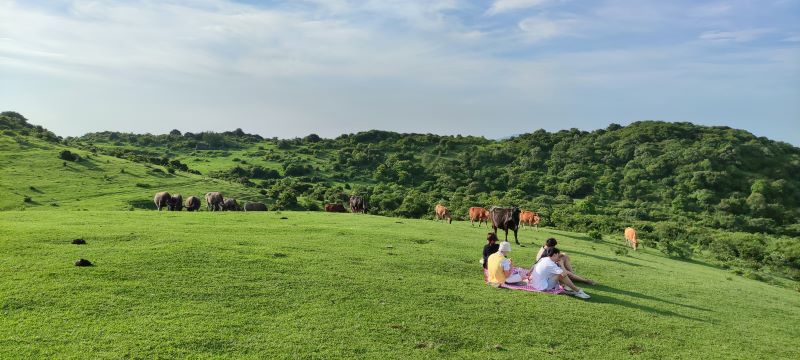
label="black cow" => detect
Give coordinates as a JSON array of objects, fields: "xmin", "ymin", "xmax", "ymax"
[
  {"xmin": 490, "ymin": 206, "xmax": 521, "ymax": 245},
  {"xmin": 349, "ymin": 196, "xmax": 367, "ymax": 214}
]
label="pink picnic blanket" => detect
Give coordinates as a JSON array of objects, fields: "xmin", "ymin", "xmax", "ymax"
[{"xmin": 483, "ymin": 268, "xmax": 565, "ymax": 294}]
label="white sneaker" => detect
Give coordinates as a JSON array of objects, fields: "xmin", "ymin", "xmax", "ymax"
[
  {"xmin": 563, "ymin": 289, "xmax": 578, "ymax": 295},
  {"xmin": 574, "ymin": 290, "xmax": 591, "ymax": 299}
]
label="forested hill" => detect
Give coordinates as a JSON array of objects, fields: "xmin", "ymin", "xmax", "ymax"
[
  {"xmin": 70, "ymin": 120, "xmax": 799, "ymax": 232},
  {"xmin": 2, "ymin": 111, "xmax": 799, "ymax": 280}
]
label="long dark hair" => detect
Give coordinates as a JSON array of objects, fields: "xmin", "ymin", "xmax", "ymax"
[{"xmin": 542, "ymin": 247, "xmax": 561, "ymax": 258}]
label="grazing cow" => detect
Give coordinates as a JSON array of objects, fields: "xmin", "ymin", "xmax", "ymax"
[
  {"xmin": 490, "ymin": 206, "xmax": 521, "ymax": 245},
  {"xmin": 469, "ymin": 207, "xmax": 490, "ymax": 227},
  {"xmin": 520, "ymin": 211, "xmax": 541, "ymax": 230},
  {"xmin": 325, "ymin": 203, "xmax": 346, "ymax": 213},
  {"xmin": 624, "ymin": 227, "xmax": 638, "ymax": 250},
  {"xmin": 185, "ymin": 196, "xmax": 201, "ymax": 211},
  {"xmin": 205, "ymin": 192, "xmax": 224, "ymax": 211},
  {"xmin": 169, "ymin": 194, "xmax": 183, "ymax": 211},
  {"xmin": 244, "ymin": 202, "xmax": 267, "ymax": 211},
  {"xmin": 434, "ymin": 204, "xmax": 452, "ymax": 224},
  {"xmin": 349, "ymin": 196, "xmax": 367, "ymax": 214},
  {"xmin": 153, "ymin": 192, "xmax": 171, "ymax": 211}
]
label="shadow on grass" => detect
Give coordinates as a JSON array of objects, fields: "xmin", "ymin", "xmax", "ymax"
[
  {"xmin": 588, "ymin": 291, "xmax": 712, "ymax": 323},
  {"xmin": 592, "ymin": 284, "xmax": 711, "ymax": 312},
  {"xmin": 568, "ymin": 249, "xmax": 653, "ymax": 269},
  {"xmin": 672, "ymin": 257, "xmax": 724, "ymax": 271}
]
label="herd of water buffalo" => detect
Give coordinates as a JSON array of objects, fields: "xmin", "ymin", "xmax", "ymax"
[
  {"xmin": 152, "ymin": 192, "xmax": 541, "ymax": 245},
  {"xmin": 152, "ymin": 192, "xmax": 368, "ymax": 213}
]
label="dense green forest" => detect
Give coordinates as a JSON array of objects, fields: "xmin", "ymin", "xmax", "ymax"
[{"xmin": 2, "ymin": 111, "xmax": 799, "ymax": 281}]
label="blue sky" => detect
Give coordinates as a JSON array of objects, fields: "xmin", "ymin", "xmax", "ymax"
[{"xmin": 1, "ymin": 0, "xmax": 798, "ymax": 144}]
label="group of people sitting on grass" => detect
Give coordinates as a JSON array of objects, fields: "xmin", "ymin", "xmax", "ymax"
[{"xmin": 480, "ymin": 233, "xmax": 595, "ymax": 299}]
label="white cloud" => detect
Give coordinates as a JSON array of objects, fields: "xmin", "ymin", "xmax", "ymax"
[
  {"xmin": 517, "ymin": 15, "xmax": 577, "ymax": 42},
  {"xmin": 487, "ymin": 0, "xmax": 556, "ymax": 15},
  {"xmin": 699, "ymin": 29, "xmax": 774, "ymax": 42}
]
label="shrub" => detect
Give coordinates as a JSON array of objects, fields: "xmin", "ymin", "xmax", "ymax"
[
  {"xmin": 658, "ymin": 238, "xmax": 694, "ymax": 259},
  {"xmin": 58, "ymin": 150, "xmax": 79, "ymax": 162},
  {"xmin": 587, "ymin": 230, "xmax": 603, "ymax": 241},
  {"xmin": 135, "ymin": 183, "xmax": 151, "ymax": 188},
  {"xmin": 167, "ymin": 168, "xmax": 175, "ymax": 174},
  {"xmin": 23, "ymin": 196, "xmax": 32, "ymax": 203},
  {"xmin": 613, "ymin": 247, "xmax": 629, "ymax": 256}
]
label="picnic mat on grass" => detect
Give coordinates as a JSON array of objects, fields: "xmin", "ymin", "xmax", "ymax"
[{"xmin": 483, "ymin": 268, "xmax": 565, "ymax": 294}]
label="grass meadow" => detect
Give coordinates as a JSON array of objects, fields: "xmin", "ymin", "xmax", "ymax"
[
  {"xmin": 0, "ymin": 136, "xmax": 266, "ymax": 211},
  {"xmin": 2, "ymin": 211, "xmax": 798, "ymax": 359}
]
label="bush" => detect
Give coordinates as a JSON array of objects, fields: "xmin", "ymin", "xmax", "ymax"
[
  {"xmin": 135, "ymin": 183, "xmax": 151, "ymax": 188},
  {"xmin": 167, "ymin": 168, "xmax": 175, "ymax": 174},
  {"xmin": 613, "ymin": 247, "xmax": 629, "ymax": 256},
  {"xmin": 587, "ymin": 230, "xmax": 603, "ymax": 241},
  {"xmin": 23, "ymin": 196, "xmax": 32, "ymax": 203},
  {"xmin": 658, "ymin": 238, "xmax": 693, "ymax": 259},
  {"xmin": 58, "ymin": 150, "xmax": 79, "ymax": 162}
]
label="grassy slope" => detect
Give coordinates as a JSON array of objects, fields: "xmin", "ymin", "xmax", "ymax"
[
  {"xmin": 1, "ymin": 211, "xmax": 798, "ymax": 359},
  {"xmin": 0, "ymin": 136, "xmax": 268, "ymax": 211}
]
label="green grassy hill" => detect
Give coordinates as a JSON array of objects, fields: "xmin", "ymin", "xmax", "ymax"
[
  {"xmin": 0, "ymin": 135, "xmax": 267, "ymax": 211},
  {"xmin": 1, "ymin": 211, "xmax": 798, "ymax": 359}
]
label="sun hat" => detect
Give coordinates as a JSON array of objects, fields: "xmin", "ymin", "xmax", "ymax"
[{"xmin": 498, "ymin": 241, "xmax": 511, "ymax": 253}]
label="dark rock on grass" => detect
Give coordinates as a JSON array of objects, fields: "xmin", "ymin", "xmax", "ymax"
[
  {"xmin": 71, "ymin": 239, "xmax": 86, "ymax": 245},
  {"xmin": 74, "ymin": 259, "xmax": 93, "ymax": 267}
]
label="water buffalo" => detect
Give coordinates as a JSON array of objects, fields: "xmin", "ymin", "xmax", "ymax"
[
  {"xmin": 222, "ymin": 198, "xmax": 239, "ymax": 211},
  {"xmin": 244, "ymin": 202, "xmax": 267, "ymax": 211},
  {"xmin": 325, "ymin": 203, "xmax": 346, "ymax": 212},
  {"xmin": 169, "ymin": 194, "xmax": 183, "ymax": 211},
  {"xmin": 435, "ymin": 204, "xmax": 452, "ymax": 224},
  {"xmin": 205, "ymin": 192, "xmax": 224, "ymax": 211},
  {"xmin": 349, "ymin": 195, "xmax": 367, "ymax": 214},
  {"xmin": 154, "ymin": 192, "xmax": 171, "ymax": 211},
  {"xmin": 490, "ymin": 206, "xmax": 521, "ymax": 245},
  {"xmin": 185, "ymin": 196, "xmax": 201, "ymax": 211},
  {"xmin": 468, "ymin": 207, "xmax": 489, "ymax": 227}
]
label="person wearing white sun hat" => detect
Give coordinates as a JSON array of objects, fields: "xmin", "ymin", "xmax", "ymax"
[{"xmin": 486, "ymin": 241, "xmax": 526, "ymax": 287}]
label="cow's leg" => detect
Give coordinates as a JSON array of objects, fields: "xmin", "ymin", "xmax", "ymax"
[{"xmin": 513, "ymin": 227, "xmax": 520, "ymax": 245}]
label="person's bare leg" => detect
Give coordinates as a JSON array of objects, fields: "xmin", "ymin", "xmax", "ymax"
[
  {"xmin": 558, "ymin": 274, "xmax": 580, "ymax": 292},
  {"xmin": 563, "ymin": 270, "xmax": 596, "ymax": 285},
  {"xmin": 560, "ymin": 254, "xmax": 574, "ymax": 273}
]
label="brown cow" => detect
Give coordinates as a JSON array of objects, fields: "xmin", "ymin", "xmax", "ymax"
[
  {"xmin": 435, "ymin": 204, "xmax": 452, "ymax": 224},
  {"xmin": 520, "ymin": 211, "xmax": 541, "ymax": 230},
  {"xmin": 325, "ymin": 203, "xmax": 346, "ymax": 212},
  {"xmin": 469, "ymin": 207, "xmax": 489, "ymax": 227},
  {"xmin": 624, "ymin": 227, "xmax": 638, "ymax": 250}
]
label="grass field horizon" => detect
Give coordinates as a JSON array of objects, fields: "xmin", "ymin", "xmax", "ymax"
[{"xmin": 2, "ymin": 211, "xmax": 798, "ymax": 359}]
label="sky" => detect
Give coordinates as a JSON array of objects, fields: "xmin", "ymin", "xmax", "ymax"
[{"xmin": 1, "ymin": 0, "xmax": 798, "ymax": 144}]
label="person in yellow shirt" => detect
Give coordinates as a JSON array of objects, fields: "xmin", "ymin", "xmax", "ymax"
[{"xmin": 486, "ymin": 241, "xmax": 525, "ymax": 287}]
